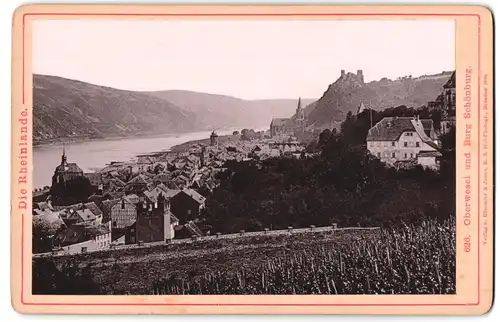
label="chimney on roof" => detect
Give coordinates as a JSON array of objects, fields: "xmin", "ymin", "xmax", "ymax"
[{"xmin": 341, "ymin": 70, "xmax": 346, "ymax": 79}]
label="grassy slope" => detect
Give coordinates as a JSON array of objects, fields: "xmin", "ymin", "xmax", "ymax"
[{"xmin": 34, "ymin": 75, "xmax": 316, "ymax": 144}]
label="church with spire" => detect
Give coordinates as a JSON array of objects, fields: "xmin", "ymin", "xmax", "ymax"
[
  {"xmin": 270, "ymin": 97, "xmax": 307, "ymax": 138},
  {"xmin": 51, "ymin": 147, "xmax": 84, "ymax": 186}
]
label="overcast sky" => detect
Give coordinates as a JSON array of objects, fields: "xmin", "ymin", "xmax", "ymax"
[{"xmin": 32, "ymin": 19, "xmax": 455, "ymax": 100}]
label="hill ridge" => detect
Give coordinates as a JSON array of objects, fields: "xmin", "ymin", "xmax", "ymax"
[{"xmin": 33, "ymin": 74, "xmax": 316, "ymax": 144}]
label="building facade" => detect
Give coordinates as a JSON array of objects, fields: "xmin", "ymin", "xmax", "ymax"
[
  {"xmin": 270, "ymin": 97, "xmax": 306, "ymax": 138},
  {"xmin": 54, "ymin": 222, "xmax": 111, "ymax": 255},
  {"xmin": 135, "ymin": 192, "xmax": 173, "ymax": 243},
  {"xmin": 427, "ymin": 71, "xmax": 456, "ymax": 134},
  {"xmin": 110, "ymin": 194, "xmax": 139, "ymax": 229},
  {"xmin": 169, "ymin": 189, "xmax": 206, "ymax": 224},
  {"xmin": 367, "ymin": 116, "xmax": 441, "ymax": 168}
]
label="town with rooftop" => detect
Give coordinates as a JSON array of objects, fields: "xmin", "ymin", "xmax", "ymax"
[{"xmin": 32, "ymin": 70, "xmax": 456, "ymax": 257}]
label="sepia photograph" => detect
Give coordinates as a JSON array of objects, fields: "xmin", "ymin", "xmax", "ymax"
[{"xmin": 30, "ymin": 18, "xmax": 458, "ymax": 296}]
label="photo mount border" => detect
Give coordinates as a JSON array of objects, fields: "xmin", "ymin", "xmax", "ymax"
[{"xmin": 18, "ymin": 10, "xmax": 482, "ymax": 308}]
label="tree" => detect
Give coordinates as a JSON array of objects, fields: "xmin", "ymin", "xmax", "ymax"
[
  {"xmin": 32, "ymin": 258, "xmax": 102, "ymax": 295},
  {"xmin": 199, "ymin": 106, "xmax": 456, "ymax": 235},
  {"xmin": 233, "ymin": 131, "xmax": 240, "ymax": 136}
]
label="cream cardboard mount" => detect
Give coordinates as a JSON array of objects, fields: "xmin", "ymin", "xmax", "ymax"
[{"xmin": 10, "ymin": 4, "xmax": 494, "ymax": 315}]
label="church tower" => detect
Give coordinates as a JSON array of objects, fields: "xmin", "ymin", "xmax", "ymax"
[
  {"xmin": 61, "ymin": 146, "xmax": 67, "ymax": 165},
  {"xmin": 51, "ymin": 147, "xmax": 84, "ymax": 187},
  {"xmin": 210, "ymin": 131, "xmax": 219, "ymax": 146},
  {"xmin": 294, "ymin": 97, "xmax": 305, "ymax": 133}
]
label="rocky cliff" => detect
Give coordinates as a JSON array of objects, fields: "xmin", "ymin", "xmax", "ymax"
[{"xmin": 306, "ymin": 70, "xmax": 453, "ymax": 129}]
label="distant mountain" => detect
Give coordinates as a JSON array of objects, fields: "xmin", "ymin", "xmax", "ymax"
[
  {"xmin": 306, "ymin": 70, "xmax": 453, "ymax": 130},
  {"xmin": 148, "ymin": 90, "xmax": 316, "ymax": 130},
  {"xmin": 33, "ymin": 74, "xmax": 198, "ymax": 145},
  {"xmin": 33, "ymin": 75, "xmax": 315, "ymax": 145}
]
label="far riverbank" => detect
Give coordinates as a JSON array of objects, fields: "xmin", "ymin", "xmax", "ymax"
[
  {"xmin": 169, "ymin": 134, "xmax": 238, "ymax": 153},
  {"xmin": 169, "ymin": 127, "xmax": 268, "ymax": 153}
]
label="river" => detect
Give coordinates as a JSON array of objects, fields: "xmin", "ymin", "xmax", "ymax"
[{"xmin": 33, "ymin": 129, "xmax": 245, "ymax": 189}]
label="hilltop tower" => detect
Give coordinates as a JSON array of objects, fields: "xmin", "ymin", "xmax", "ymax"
[
  {"xmin": 339, "ymin": 69, "xmax": 364, "ymax": 88},
  {"xmin": 357, "ymin": 70, "xmax": 364, "ymax": 83}
]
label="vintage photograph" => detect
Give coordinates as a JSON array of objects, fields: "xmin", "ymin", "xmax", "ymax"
[{"xmin": 31, "ymin": 18, "xmax": 457, "ymax": 295}]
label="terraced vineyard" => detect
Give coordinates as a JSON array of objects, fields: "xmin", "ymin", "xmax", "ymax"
[{"xmin": 32, "ymin": 219, "xmax": 455, "ymax": 295}]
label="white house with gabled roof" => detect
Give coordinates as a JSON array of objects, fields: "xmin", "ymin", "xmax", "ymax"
[{"xmin": 366, "ymin": 116, "xmax": 441, "ymax": 169}]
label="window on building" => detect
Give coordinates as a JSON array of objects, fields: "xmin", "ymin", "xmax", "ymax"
[
  {"xmin": 416, "ymin": 142, "xmax": 420, "ymax": 147},
  {"xmin": 121, "ymin": 200, "xmax": 125, "ymax": 209},
  {"xmin": 392, "ymin": 152, "xmax": 396, "ymax": 158},
  {"xmin": 410, "ymin": 153, "xmax": 413, "ymax": 158},
  {"xmin": 404, "ymin": 142, "xmax": 408, "ymax": 147},
  {"xmin": 187, "ymin": 209, "xmax": 192, "ymax": 215},
  {"xmin": 113, "ymin": 221, "xmax": 117, "ymax": 228},
  {"xmin": 392, "ymin": 142, "xmax": 396, "ymax": 147}
]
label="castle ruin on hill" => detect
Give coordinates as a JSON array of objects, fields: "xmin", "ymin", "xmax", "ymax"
[{"xmin": 338, "ymin": 69, "xmax": 365, "ymax": 88}]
